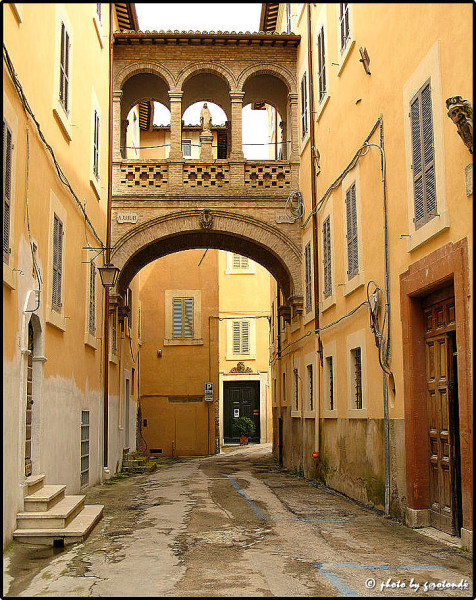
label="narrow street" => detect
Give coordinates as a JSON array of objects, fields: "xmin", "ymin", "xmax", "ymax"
[{"xmin": 3, "ymin": 444, "xmax": 473, "ymax": 597}]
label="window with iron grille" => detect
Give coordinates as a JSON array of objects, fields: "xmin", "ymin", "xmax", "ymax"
[
  {"xmin": 3, "ymin": 119, "xmax": 12, "ymax": 263},
  {"xmin": 182, "ymin": 139, "xmax": 192, "ymax": 158},
  {"xmin": 80, "ymin": 411, "xmax": 89, "ymax": 488},
  {"xmin": 93, "ymin": 110, "xmax": 100, "ymax": 179},
  {"xmin": 88, "ymin": 261, "xmax": 96, "ymax": 334},
  {"xmin": 300, "ymin": 72, "xmax": 308, "ymax": 138},
  {"xmin": 294, "ymin": 369, "xmax": 299, "ymax": 410},
  {"xmin": 326, "ymin": 356, "xmax": 334, "ymax": 410},
  {"xmin": 173, "ymin": 297, "xmax": 194, "ymax": 338},
  {"xmin": 410, "ymin": 80, "xmax": 436, "ymax": 230},
  {"xmin": 317, "ymin": 26, "xmax": 327, "ymax": 102},
  {"xmin": 232, "ymin": 320, "xmax": 250, "ymax": 355},
  {"xmin": 232, "ymin": 253, "xmax": 250, "ymax": 270},
  {"xmin": 59, "ymin": 22, "xmax": 70, "ymax": 113},
  {"xmin": 307, "ymin": 364, "xmax": 313, "ymax": 411},
  {"xmin": 351, "ymin": 347, "xmax": 362, "ymax": 409},
  {"xmin": 52, "ymin": 214, "xmax": 64, "ymax": 311},
  {"xmin": 305, "ymin": 242, "xmax": 312, "ymax": 312},
  {"xmin": 339, "ymin": 3, "xmax": 350, "ymax": 52},
  {"xmin": 282, "ymin": 372, "xmax": 286, "ymax": 404},
  {"xmin": 322, "ymin": 216, "xmax": 332, "ymax": 297},
  {"xmin": 345, "ymin": 183, "xmax": 359, "ymax": 279}
]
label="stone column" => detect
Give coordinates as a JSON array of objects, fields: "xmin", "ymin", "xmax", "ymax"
[
  {"xmin": 112, "ymin": 91, "xmax": 123, "ymax": 161},
  {"xmin": 229, "ymin": 92, "xmax": 245, "ymax": 160},
  {"xmin": 168, "ymin": 92, "xmax": 183, "ymax": 160},
  {"xmin": 287, "ymin": 93, "xmax": 299, "ymax": 162}
]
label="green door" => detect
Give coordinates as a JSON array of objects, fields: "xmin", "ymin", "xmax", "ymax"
[{"xmin": 224, "ymin": 381, "xmax": 260, "ymax": 443}]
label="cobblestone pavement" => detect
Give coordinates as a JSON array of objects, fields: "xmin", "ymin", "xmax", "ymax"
[{"xmin": 3, "ymin": 444, "xmax": 473, "ymax": 597}]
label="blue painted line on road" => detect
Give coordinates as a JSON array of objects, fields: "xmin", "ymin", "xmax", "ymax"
[
  {"xmin": 326, "ymin": 563, "xmax": 447, "ymax": 570},
  {"xmin": 314, "ymin": 564, "xmax": 360, "ymax": 597},
  {"xmin": 226, "ymin": 475, "xmax": 267, "ymax": 520},
  {"xmin": 225, "ymin": 476, "xmax": 349, "ymax": 523}
]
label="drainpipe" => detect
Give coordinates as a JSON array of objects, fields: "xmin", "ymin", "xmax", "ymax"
[
  {"xmin": 103, "ymin": 3, "xmax": 114, "ymax": 470},
  {"xmin": 307, "ymin": 4, "xmax": 321, "ymax": 459}
]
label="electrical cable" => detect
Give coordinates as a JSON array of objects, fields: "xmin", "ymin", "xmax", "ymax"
[{"xmin": 3, "ymin": 44, "xmax": 105, "ymax": 249}]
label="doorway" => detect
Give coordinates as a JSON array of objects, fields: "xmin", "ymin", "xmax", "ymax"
[
  {"xmin": 223, "ymin": 381, "xmax": 260, "ymax": 443},
  {"xmin": 422, "ymin": 288, "xmax": 462, "ymax": 535}
]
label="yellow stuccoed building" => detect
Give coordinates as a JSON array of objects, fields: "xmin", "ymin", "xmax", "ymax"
[{"xmin": 264, "ymin": 3, "xmax": 472, "ymax": 549}]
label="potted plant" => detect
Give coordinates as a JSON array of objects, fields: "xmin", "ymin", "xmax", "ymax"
[{"xmin": 232, "ymin": 416, "xmax": 256, "ymax": 445}]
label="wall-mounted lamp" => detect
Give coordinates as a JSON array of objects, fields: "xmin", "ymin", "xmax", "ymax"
[{"xmin": 98, "ymin": 263, "xmax": 120, "ymax": 289}]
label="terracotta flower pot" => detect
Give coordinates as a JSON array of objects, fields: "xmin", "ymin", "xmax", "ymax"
[{"xmin": 240, "ymin": 435, "xmax": 249, "ymax": 445}]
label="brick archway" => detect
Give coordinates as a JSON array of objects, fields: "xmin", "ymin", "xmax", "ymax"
[{"xmin": 111, "ymin": 210, "xmax": 302, "ymax": 307}]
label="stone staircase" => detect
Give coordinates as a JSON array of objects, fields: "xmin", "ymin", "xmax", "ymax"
[
  {"xmin": 121, "ymin": 450, "xmax": 158, "ymax": 475},
  {"xmin": 13, "ymin": 473, "xmax": 103, "ymax": 546}
]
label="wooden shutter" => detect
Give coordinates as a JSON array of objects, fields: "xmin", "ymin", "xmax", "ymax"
[
  {"xmin": 410, "ymin": 81, "xmax": 436, "ymax": 229},
  {"xmin": 233, "ymin": 253, "xmax": 249, "ymax": 270},
  {"xmin": 52, "ymin": 214, "xmax": 63, "ymax": 310},
  {"xmin": 59, "ymin": 23, "xmax": 69, "ymax": 112},
  {"xmin": 345, "ymin": 184, "xmax": 358, "ymax": 278},
  {"xmin": 93, "ymin": 111, "xmax": 100, "ymax": 178},
  {"xmin": 173, "ymin": 298, "xmax": 193, "ymax": 338},
  {"xmin": 3, "ymin": 119, "xmax": 12, "ymax": 263},
  {"xmin": 340, "ymin": 3, "xmax": 350, "ymax": 51},
  {"xmin": 305, "ymin": 242, "xmax": 312, "ymax": 312},
  {"xmin": 89, "ymin": 262, "xmax": 96, "ymax": 334},
  {"xmin": 232, "ymin": 320, "xmax": 241, "ymax": 354},
  {"xmin": 301, "ymin": 72, "xmax": 308, "ymax": 137},
  {"xmin": 322, "ymin": 216, "xmax": 332, "ymax": 297},
  {"xmin": 232, "ymin": 320, "xmax": 250, "ymax": 354},
  {"xmin": 317, "ymin": 27, "xmax": 326, "ymax": 102}
]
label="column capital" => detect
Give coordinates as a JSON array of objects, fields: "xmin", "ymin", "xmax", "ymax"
[
  {"xmin": 168, "ymin": 91, "xmax": 183, "ymax": 101},
  {"xmin": 288, "ymin": 93, "xmax": 299, "ymax": 104},
  {"xmin": 230, "ymin": 92, "xmax": 245, "ymax": 101},
  {"xmin": 113, "ymin": 90, "xmax": 123, "ymax": 100}
]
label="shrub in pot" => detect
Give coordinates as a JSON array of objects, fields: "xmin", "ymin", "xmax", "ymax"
[{"xmin": 232, "ymin": 416, "xmax": 255, "ymax": 445}]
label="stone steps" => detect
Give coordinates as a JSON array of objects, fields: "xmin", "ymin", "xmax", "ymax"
[{"xmin": 13, "ymin": 474, "xmax": 103, "ymax": 546}]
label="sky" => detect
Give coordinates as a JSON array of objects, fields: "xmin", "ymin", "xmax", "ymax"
[{"xmin": 134, "ymin": 3, "xmax": 269, "ymax": 159}]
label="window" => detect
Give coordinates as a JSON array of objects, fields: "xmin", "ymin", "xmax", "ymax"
[
  {"xmin": 182, "ymin": 139, "xmax": 192, "ymax": 158},
  {"xmin": 80, "ymin": 411, "xmax": 89, "ymax": 488},
  {"xmin": 322, "ymin": 216, "xmax": 332, "ymax": 297},
  {"xmin": 96, "ymin": 3, "xmax": 102, "ymax": 22},
  {"xmin": 126, "ymin": 288, "xmax": 133, "ymax": 337},
  {"xmin": 111, "ymin": 309, "xmax": 118, "ymax": 355},
  {"xmin": 285, "ymin": 3, "xmax": 292, "ymax": 33},
  {"xmin": 300, "ymin": 72, "xmax": 308, "ymax": 138},
  {"xmin": 232, "ymin": 320, "xmax": 250, "ymax": 355},
  {"xmin": 282, "ymin": 372, "xmax": 286, "ymax": 404},
  {"xmin": 339, "ymin": 3, "xmax": 350, "ymax": 52},
  {"xmin": 305, "ymin": 242, "xmax": 312, "ymax": 312},
  {"xmin": 3, "ymin": 119, "xmax": 13, "ymax": 263},
  {"xmin": 294, "ymin": 369, "xmax": 299, "ymax": 410},
  {"xmin": 93, "ymin": 110, "xmax": 100, "ymax": 179},
  {"xmin": 52, "ymin": 214, "xmax": 64, "ymax": 311},
  {"xmin": 410, "ymin": 80, "xmax": 436, "ymax": 230},
  {"xmin": 345, "ymin": 183, "xmax": 359, "ymax": 279},
  {"xmin": 351, "ymin": 347, "xmax": 362, "ymax": 409},
  {"xmin": 232, "ymin": 253, "xmax": 249, "ymax": 270},
  {"xmin": 326, "ymin": 356, "xmax": 334, "ymax": 410},
  {"xmin": 88, "ymin": 261, "xmax": 96, "ymax": 335},
  {"xmin": 317, "ymin": 26, "xmax": 327, "ymax": 102},
  {"xmin": 307, "ymin": 364, "xmax": 313, "ymax": 411},
  {"xmin": 173, "ymin": 297, "xmax": 194, "ymax": 338},
  {"xmin": 59, "ymin": 22, "xmax": 70, "ymax": 113}
]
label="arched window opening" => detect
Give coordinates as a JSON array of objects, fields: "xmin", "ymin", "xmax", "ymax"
[
  {"xmin": 182, "ymin": 101, "xmax": 228, "ymax": 160},
  {"xmin": 242, "ymin": 103, "xmax": 284, "ymax": 161}
]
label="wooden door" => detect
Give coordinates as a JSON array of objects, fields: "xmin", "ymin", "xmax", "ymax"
[
  {"xmin": 423, "ymin": 290, "xmax": 460, "ymax": 535},
  {"xmin": 25, "ymin": 322, "xmax": 33, "ymax": 477},
  {"xmin": 224, "ymin": 381, "xmax": 260, "ymax": 443}
]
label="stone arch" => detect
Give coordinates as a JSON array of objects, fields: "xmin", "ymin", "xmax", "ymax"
[
  {"xmin": 114, "ymin": 60, "xmax": 175, "ymax": 91},
  {"xmin": 111, "ymin": 210, "xmax": 302, "ymax": 304},
  {"xmin": 237, "ymin": 63, "xmax": 296, "ymax": 94},
  {"xmin": 176, "ymin": 61, "xmax": 237, "ymax": 92}
]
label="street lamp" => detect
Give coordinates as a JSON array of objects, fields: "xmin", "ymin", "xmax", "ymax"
[{"xmin": 98, "ymin": 262, "xmax": 120, "ymax": 289}]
